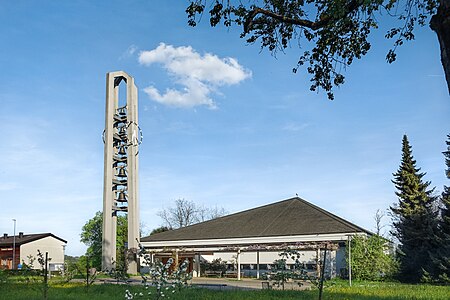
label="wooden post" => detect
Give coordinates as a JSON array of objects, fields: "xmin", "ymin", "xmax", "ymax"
[
  {"xmin": 318, "ymin": 244, "xmax": 327, "ymax": 300},
  {"xmin": 44, "ymin": 252, "xmax": 49, "ymax": 299},
  {"xmin": 86, "ymin": 255, "xmax": 90, "ymax": 288},
  {"xmin": 174, "ymin": 249, "xmax": 179, "ymax": 270},
  {"xmin": 348, "ymin": 235, "xmax": 352, "ymax": 287},
  {"xmin": 316, "ymin": 247, "xmax": 321, "ymax": 278}
]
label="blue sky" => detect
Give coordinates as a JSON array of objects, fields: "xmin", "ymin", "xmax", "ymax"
[{"xmin": 0, "ymin": 1, "xmax": 448, "ymax": 256}]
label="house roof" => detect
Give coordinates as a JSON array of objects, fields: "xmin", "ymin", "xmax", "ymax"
[
  {"xmin": 141, "ymin": 197, "xmax": 371, "ymax": 243},
  {"xmin": 0, "ymin": 233, "xmax": 67, "ymax": 247}
]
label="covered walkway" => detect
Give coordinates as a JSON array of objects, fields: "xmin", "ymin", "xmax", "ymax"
[{"xmin": 190, "ymin": 277, "xmax": 312, "ymax": 290}]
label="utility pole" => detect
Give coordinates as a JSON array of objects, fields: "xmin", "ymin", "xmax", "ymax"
[
  {"xmin": 348, "ymin": 235, "xmax": 352, "ymax": 287},
  {"xmin": 318, "ymin": 243, "xmax": 328, "ymax": 300},
  {"xmin": 12, "ymin": 219, "xmax": 16, "ymax": 269}
]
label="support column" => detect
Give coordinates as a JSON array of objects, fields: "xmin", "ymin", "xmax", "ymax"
[
  {"xmin": 237, "ymin": 249, "xmax": 241, "ymax": 280},
  {"xmin": 348, "ymin": 235, "xmax": 352, "ymax": 286},
  {"xmin": 316, "ymin": 247, "xmax": 321, "ymax": 278},
  {"xmin": 102, "ymin": 71, "xmax": 141, "ymax": 274},
  {"xmin": 126, "ymin": 75, "xmax": 139, "ymax": 274},
  {"xmin": 174, "ymin": 249, "xmax": 179, "ymax": 270},
  {"xmin": 102, "ymin": 72, "xmax": 117, "ymax": 271},
  {"xmin": 193, "ymin": 253, "xmax": 201, "ymax": 278},
  {"xmin": 256, "ymin": 250, "xmax": 260, "ymax": 279}
]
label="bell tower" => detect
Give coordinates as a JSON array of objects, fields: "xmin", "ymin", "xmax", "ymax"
[{"xmin": 102, "ymin": 71, "xmax": 141, "ymax": 274}]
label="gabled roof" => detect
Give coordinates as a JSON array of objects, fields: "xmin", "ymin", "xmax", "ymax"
[
  {"xmin": 142, "ymin": 197, "xmax": 371, "ymax": 243},
  {"xmin": 0, "ymin": 233, "xmax": 67, "ymax": 247}
]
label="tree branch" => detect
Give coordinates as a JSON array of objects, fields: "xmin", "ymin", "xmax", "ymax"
[{"xmin": 244, "ymin": 1, "xmax": 362, "ymax": 32}]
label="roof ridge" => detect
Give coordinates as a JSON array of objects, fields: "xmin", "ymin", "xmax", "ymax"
[
  {"xmin": 142, "ymin": 196, "xmax": 372, "ymax": 242},
  {"xmin": 258, "ymin": 198, "xmax": 296, "ymax": 236},
  {"xmin": 167, "ymin": 197, "xmax": 299, "ymax": 230},
  {"xmin": 297, "ymin": 198, "xmax": 371, "ymax": 234}
]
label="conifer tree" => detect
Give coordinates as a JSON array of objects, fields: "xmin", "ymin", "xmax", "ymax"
[
  {"xmin": 391, "ymin": 135, "xmax": 438, "ymax": 283},
  {"xmin": 435, "ymin": 134, "xmax": 450, "ymax": 282}
]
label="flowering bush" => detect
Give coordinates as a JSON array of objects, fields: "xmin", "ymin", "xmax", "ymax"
[
  {"xmin": 267, "ymin": 248, "xmax": 307, "ymax": 290},
  {"xmin": 125, "ymin": 244, "xmax": 191, "ymax": 299}
]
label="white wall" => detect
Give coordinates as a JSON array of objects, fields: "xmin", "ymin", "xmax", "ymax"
[{"xmin": 20, "ymin": 236, "xmax": 66, "ymax": 270}]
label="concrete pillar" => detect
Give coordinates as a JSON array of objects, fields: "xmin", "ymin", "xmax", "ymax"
[
  {"xmin": 102, "ymin": 73, "xmax": 117, "ymax": 271},
  {"xmin": 237, "ymin": 249, "xmax": 241, "ymax": 280},
  {"xmin": 126, "ymin": 74, "xmax": 139, "ymax": 274},
  {"xmin": 102, "ymin": 71, "xmax": 140, "ymax": 274},
  {"xmin": 193, "ymin": 253, "xmax": 201, "ymax": 278},
  {"xmin": 197, "ymin": 254, "xmax": 201, "ymax": 277}
]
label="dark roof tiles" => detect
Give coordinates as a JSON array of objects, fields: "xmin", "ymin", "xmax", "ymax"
[
  {"xmin": 142, "ymin": 197, "xmax": 370, "ymax": 242},
  {"xmin": 0, "ymin": 233, "xmax": 67, "ymax": 247}
]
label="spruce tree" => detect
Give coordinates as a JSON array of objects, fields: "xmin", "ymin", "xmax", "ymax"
[
  {"xmin": 391, "ymin": 135, "xmax": 438, "ymax": 283},
  {"xmin": 435, "ymin": 134, "xmax": 450, "ymax": 282}
]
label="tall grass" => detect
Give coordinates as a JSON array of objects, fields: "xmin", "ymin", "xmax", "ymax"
[{"xmin": 0, "ymin": 281, "xmax": 449, "ymax": 300}]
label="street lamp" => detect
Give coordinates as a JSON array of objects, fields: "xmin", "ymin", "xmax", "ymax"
[{"xmin": 12, "ymin": 219, "xmax": 16, "ymax": 270}]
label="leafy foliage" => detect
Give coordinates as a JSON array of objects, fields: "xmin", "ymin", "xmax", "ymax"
[
  {"xmin": 18, "ymin": 251, "xmax": 52, "ymax": 299},
  {"xmin": 267, "ymin": 248, "xmax": 307, "ymax": 290},
  {"xmin": 433, "ymin": 134, "xmax": 450, "ymax": 282},
  {"xmin": 390, "ymin": 135, "xmax": 439, "ymax": 283},
  {"xmin": 37, "ymin": 250, "xmax": 51, "ymax": 299},
  {"xmin": 186, "ymin": 0, "xmax": 439, "ymax": 100},
  {"xmin": 125, "ymin": 244, "xmax": 191, "ymax": 300},
  {"xmin": 109, "ymin": 256, "xmax": 129, "ymax": 283},
  {"xmin": 80, "ymin": 211, "xmax": 127, "ymax": 270},
  {"xmin": 0, "ymin": 269, "xmax": 9, "ymax": 286},
  {"xmin": 201, "ymin": 258, "xmax": 227, "ymax": 275},
  {"xmin": 347, "ymin": 234, "xmax": 397, "ymax": 281},
  {"xmin": 149, "ymin": 226, "xmax": 171, "ymax": 236}
]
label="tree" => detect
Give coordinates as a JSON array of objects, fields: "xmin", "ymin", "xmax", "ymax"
[
  {"xmin": 434, "ymin": 134, "xmax": 450, "ymax": 282},
  {"xmin": 158, "ymin": 199, "xmax": 199, "ymax": 229},
  {"xmin": 80, "ymin": 211, "xmax": 127, "ymax": 270},
  {"xmin": 149, "ymin": 226, "xmax": 171, "ymax": 235},
  {"xmin": 186, "ymin": 0, "xmax": 450, "ymax": 100},
  {"xmin": 390, "ymin": 135, "xmax": 439, "ymax": 283},
  {"xmin": 197, "ymin": 205, "xmax": 228, "ymax": 222},
  {"xmin": 374, "ymin": 209, "xmax": 387, "ymax": 236},
  {"xmin": 347, "ymin": 234, "xmax": 397, "ymax": 281},
  {"xmin": 157, "ymin": 198, "xmax": 227, "ymax": 229}
]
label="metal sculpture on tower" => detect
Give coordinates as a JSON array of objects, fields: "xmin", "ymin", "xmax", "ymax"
[{"xmin": 102, "ymin": 71, "xmax": 142, "ymax": 274}]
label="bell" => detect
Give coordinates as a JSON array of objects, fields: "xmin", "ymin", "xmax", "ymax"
[
  {"xmin": 116, "ymin": 190, "xmax": 127, "ymax": 202},
  {"xmin": 113, "ymin": 155, "xmax": 126, "ymax": 165},
  {"xmin": 117, "ymin": 145, "xmax": 127, "ymax": 156},
  {"xmin": 116, "ymin": 166, "xmax": 127, "ymax": 178},
  {"xmin": 117, "ymin": 106, "xmax": 127, "ymax": 116},
  {"xmin": 118, "ymin": 126, "xmax": 127, "ymax": 136}
]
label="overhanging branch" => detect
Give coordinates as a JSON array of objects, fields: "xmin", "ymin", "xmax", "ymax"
[{"xmin": 244, "ymin": 1, "xmax": 362, "ymax": 32}]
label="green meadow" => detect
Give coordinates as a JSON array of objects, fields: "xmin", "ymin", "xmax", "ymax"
[{"xmin": 1, "ymin": 280, "xmax": 449, "ymax": 300}]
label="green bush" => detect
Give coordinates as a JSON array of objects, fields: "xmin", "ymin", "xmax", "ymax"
[{"xmin": 347, "ymin": 235, "xmax": 398, "ymax": 281}]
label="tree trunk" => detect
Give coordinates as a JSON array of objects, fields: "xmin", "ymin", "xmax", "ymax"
[{"xmin": 430, "ymin": 0, "xmax": 450, "ymax": 94}]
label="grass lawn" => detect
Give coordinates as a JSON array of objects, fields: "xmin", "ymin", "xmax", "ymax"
[{"xmin": 0, "ymin": 280, "xmax": 449, "ymax": 300}]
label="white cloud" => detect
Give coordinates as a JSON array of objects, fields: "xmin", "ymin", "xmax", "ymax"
[
  {"xmin": 120, "ymin": 44, "xmax": 138, "ymax": 59},
  {"xmin": 139, "ymin": 43, "xmax": 252, "ymax": 108},
  {"xmin": 282, "ymin": 122, "xmax": 309, "ymax": 132}
]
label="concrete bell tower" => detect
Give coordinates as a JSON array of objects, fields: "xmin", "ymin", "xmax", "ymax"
[{"xmin": 102, "ymin": 71, "xmax": 141, "ymax": 274}]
